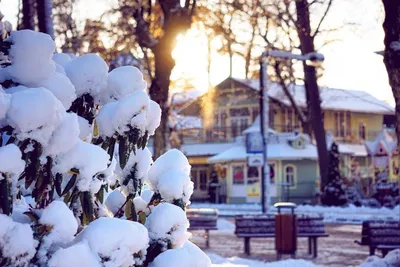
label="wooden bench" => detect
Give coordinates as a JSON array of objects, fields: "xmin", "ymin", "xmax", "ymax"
[
  {"xmin": 187, "ymin": 208, "xmax": 218, "ymax": 248},
  {"xmin": 235, "ymin": 214, "xmax": 329, "ymax": 258},
  {"xmin": 355, "ymin": 220, "xmax": 400, "ymax": 256}
]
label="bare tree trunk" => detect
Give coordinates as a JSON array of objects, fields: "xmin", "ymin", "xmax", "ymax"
[
  {"xmin": 22, "ymin": 0, "xmax": 35, "ymax": 30},
  {"xmin": 228, "ymin": 43, "xmax": 233, "ymax": 77},
  {"xmin": 244, "ymin": 24, "xmax": 256, "ymax": 79},
  {"xmin": 295, "ymin": 0, "xmax": 329, "ymax": 189},
  {"xmin": 381, "ymin": 1, "xmax": 400, "ymax": 184},
  {"xmin": 207, "ymin": 37, "xmax": 212, "ymax": 87},
  {"xmin": 37, "ymin": 0, "xmax": 54, "ymax": 38}
]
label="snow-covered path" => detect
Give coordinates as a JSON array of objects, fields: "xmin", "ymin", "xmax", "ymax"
[
  {"xmin": 189, "ymin": 203, "xmax": 400, "ymax": 224},
  {"xmin": 209, "ymin": 253, "xmax": 319, "ymax": 266}
]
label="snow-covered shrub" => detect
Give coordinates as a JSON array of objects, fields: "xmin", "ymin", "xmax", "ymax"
[
  {"xmin": 0, "ymin": 28, "xmax": 207, "ymax": 267},
  {"xmin": 360, "ymin": 249, "xmax": 400, "ymax": 267}
]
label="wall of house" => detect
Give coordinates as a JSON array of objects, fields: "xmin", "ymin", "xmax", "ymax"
[
  {"xmin": 323, "ymin": 111, "xmax": 383, "ymax": 141},
  {"xmin": 277, "ymin": 159, "xmax": 319, "ymax": 205}
]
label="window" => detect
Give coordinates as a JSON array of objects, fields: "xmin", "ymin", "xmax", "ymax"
[
  {"xmin": 359, "ymin": 122, "xmax": 366, "ymax": 140},
  {"xmin": 252, "ymin": 107, "xmax": 259, "ymax": 122},
  {"xmin": 269, "ymin": 108, "xmax": 275, "ymax": 128},
  {"xmin": 334, "ymin": 112, "xmax": 351, "ymax": 138},
  {"xmin": 199, "ymin": 169, "xmax": 208, "ymax": 190},
  {"xmin": 247, "ymin": 166, "xmax": 260, "ymax": 185},
  {"xmin": 191, "ymin": 167, "xmax": 209, "ymax": 191},
  {"xmin": 232, "ymin": 165, "xmax": 245, "ymax": 184},
  {"xmin": 269, "ymin": 164, "xmax": 276, "ymax": 184},
  {"xmin": 231, "ymin": 117, "xmax": 249, "ymax": 137},
  {"xmin": 284, "ymin": 165, "xmax": 296, "ymax": 186},
  {"xmin": 282, "ymin": 108, "xmax": 301, "ymax": 132}
]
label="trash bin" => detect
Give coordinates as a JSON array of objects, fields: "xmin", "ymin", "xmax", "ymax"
[{"xmin": 274, "ymin": 202, "xmax": 297, "ymax": 259}]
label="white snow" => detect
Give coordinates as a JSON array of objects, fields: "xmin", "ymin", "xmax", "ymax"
[
  {"xmin": 48, "ymin": 241, "xmax": 101, "ymax": 267},
  {"xmin": 147, "ymin": 149, "xmax": 193, "ymax": 204},
  {"xmin": 0, "ymin": 214, "xmax": 38, "ymax": 266},
  {"xmin": 98, "ymin": 66, "xmax": 147, "ymax": 104},
  {"xmin": 0, "ymin": 144, "xmax": 25, "ymax": 177},
  {"xmin": 105, "ymin": 189, "xmax": 126, "ymax": 215},
  {"xmin": 6, "ymin": 30, "xmax": 56, "ymax": 86},
  {"xmin": 189, "ymin": 203, "xmax": 400, "ymax": 224},
  {"xmin": 146, "ymin": 203, "xmax": 190, "ymax": 248},
  {"xmin": 0, "ymin": 88, "xmax": 10, "ymax": 124},
  {"xmin": 38, "ymin": 201, "xmax": 78, "ymax": 262},
  {"xmin": 122, "ymin": 147, "xmax": 153, "ymax": 191},
  {"xmin": 151, "ymin": 241, "xmax": 211, "ymax": 267},
  {"xmin": 146, "ymin": 100, "xmax": 162, "ymax": 136},
  {"xmin": 38, "ymin": 72, "xmax": 77, "ymax": 109},
  {"xmin": 53, "ymin": 140, "xmax": 109, "ymax": 191},
  {"xmin": 7, "ymin": 87, "xmax": 65, "ymax": 145},
  {"xmin": 64, "ymin": 53, "xmax": 108, "ymax": 98},
  {"xmin": 77, "ymin": 116, "xmax": 92, "ymax": 141},
  {"xmin": 52, "ymin": 53, "xmax": 71, "ymax": 68},
  {"xmin": 209, "ymin": 253, "xmax": 319, "ymax": 267},
  {"xmin": 45, "ymin": 112, "xmax": 80, "ymax": 157},
  {"xmin": 361, "ymin": 249, "xmax": 400, "ymax": 267},
  {"xmin": 74, "ymin": 217, "xmax": 149, "ymax": 267}
]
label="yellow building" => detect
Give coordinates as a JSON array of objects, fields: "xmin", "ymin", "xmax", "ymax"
[{"xmin": 177, "ymin": 77, "xmax": 395, "ymax": 201}]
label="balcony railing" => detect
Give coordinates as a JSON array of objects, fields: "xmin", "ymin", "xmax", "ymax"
[{"xmin": 160, "ymin": 125, "xmax": 389, "ymax": 145}]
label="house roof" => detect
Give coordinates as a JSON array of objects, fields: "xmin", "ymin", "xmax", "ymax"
[
  {"xmin": 208, "ymin": 131, "xmax": 318, "ymax": 163},
  {"xmin": 231, "ymin": 77, "xmax": 394, "ymax": 115},
  {"xmin": 365, "ymin": 129, "xmax": 397, "ymax": 156},
  {"xmin": 148, "ymin": 142, "xmax": 236, "ymax": 157}
]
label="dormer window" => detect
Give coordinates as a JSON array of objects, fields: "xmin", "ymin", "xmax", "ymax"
[{"xmin": 289, "ymin": 136, "xmax": 306, "ymax": 149}]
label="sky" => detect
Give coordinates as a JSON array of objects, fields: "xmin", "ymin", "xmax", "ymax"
[{"xmin": 0, "ymin": 0, "xmax": 394, "ymax": 106}]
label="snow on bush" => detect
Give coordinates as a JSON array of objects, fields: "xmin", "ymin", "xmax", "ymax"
[
  {"xmin": 0, "ymin": 29, "xmax": 209, "ymax": 267},
  {"xmin": 150, "ymin": 241, "xmax": 211, "ymax": 267},
  {"xmin": 147, "ymin": 149, "xmax": 194, "ymax": 205},
  {"xmin": 146, "ymin": 203, "xmax": 190, "ymax": 248},
  {"xmin": 74, "ymin": 217, "xmax": 149, "ymax": 267}
]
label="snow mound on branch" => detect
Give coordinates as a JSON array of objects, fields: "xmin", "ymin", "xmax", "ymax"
[
  {"xmin": 37, "ymin": 201, "xmax": 78, "ymax": 262},
  {"xmin": 52, "ymin": 53, "xmax": 71, "ymax": 68},
  {"xmin": 0, "ymin": 214, "xmax": 38, "ymax": 266},
  {"xmin": 45, "ymin": 112, "xmax": 80, "ymax": 157},
  {"xmin": 53, "ymin": 140, "xmax": 109, "ymax": 191},
  {"xmin": 146, "ymin": 100, "xmax": 161, "ymax": 136},
  {"xmin": 0, "ymin": 88, "xmax": 10, "ymax": 124},
  {"xmin": 0, "ymin": 144, "xmax": 24, "ymax": 177},
  {"xmin": 38, "ymin": 72, "xmax": 77, "ymax": 109},
  {"xmin": 113, "ymin": 90, "xmax": 149, "ymax": 135},
  {"xmin": 7, "ymin": 87, "xmax": 65, "ymax": 145},
  {"xmin": 121, "ymin": 148, "xmax": 153, "ymax": 194},
  {"xmin": 150, "ymin": 241, "xmax": 211, "ymax": 267},
  {"xmin": 146, "ymin": 203, "xmax": 190, "ymax": 248},
  {"xmin": 55, "ymin": 63, "xmax": 66, "ymax": 75},
  {"xmin": 74, "ymin": 217, "xmax": 149, "ymax": 267},
  {"xmin": 77, "ymin": 116, "xmax": 91, "ymax": 141},
  {"xmin": 96, "ymin": 90, "xmax": 150, "ymax": 137},
  {"xmin": 49, "ymin": 241, "xmax": 101, "ymax": 267},
  {"xmin": 147, "ymin": 149, "xmax": 193, "ymax": 204},
  {"xmin": 105, "ymin": 190, "xmax": 126, "ymax": 215},
  {"xmin": 6, "ymin": 30, "xmax": 55, "ymax": 86},
  {"xmin": 64, "ymin": 53, "xmax": 108, "ymax": 98},
  {"xmin": 98, "ymin": 66, "xmax": 146, "ymax": 104}
]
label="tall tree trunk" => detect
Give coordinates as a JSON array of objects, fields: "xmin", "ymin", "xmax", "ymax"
[
  {"xmin": 149, "ymin": 41, "xmax": 174, "ymax": 158},
  {"xmin": 381, "ymin": 1, "xmax": 400, "ymax": 185},
  {"xmin": 244, "ymin": 21, "xmax": 256, "ymax": 79},
  {"xmin": 37, "ymin": 0, "xmax": 54, "ymax": 38},
  {"xmin": 207, "ymin": 37, "xmax": 212, "ymax": 87},
  {"xmin": 22, "ymin": 0, "xmax": 35, "ymax": 30},
  {"xmin": 228, "ymin": 43, "xmax": 233, "ymax": 77},
  {"xmin": 295, "ymin": 0, "xmax": 329, "ymax": 189}
]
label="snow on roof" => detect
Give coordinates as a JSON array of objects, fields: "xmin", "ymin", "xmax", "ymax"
[
  {"xmin": 242, "ymin": 116, "xmax": 277, "ymax": 134},
  {"xmin": 170, "ymin": 89, "xmax": 206, "ymax": 105},
  {"xmin": 365, "ymin": 129, "xmax": 397, "ymax": 156},
  {"xmin": 208, "ymin": 140, "xmax": 318, "ymax": 163},
  {"xmin": 148, "ymin": 142, "xmax": 237, "ymax": 157},
  {"xmin": 232, "ymin": 77, "xmax": 394, "ymax": 115},
  {"xmin": 338, "ymin": 144, "xmax": 368, "ymax": 157}
]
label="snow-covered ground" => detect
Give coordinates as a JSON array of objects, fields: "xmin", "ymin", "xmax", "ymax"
[
  {"xmin": 209, "ymin": 253, "xmax": 319, "ymax": 267},
  {"xmin": 190, "ymin": 203, "xmax": 400, "ymax": 224}
]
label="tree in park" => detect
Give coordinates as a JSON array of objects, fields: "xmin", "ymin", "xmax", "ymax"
[
  {"xmin": 321, "ymin": 142, "xmax": 348, "ymax": 206},
  {"xmin": 0, "ymin": 25, "xmax": 210, "ymax": 267}
]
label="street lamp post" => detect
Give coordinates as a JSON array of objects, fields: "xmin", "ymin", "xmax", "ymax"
[{"xmin": 259, "ymin": 50, "xmax": 324, "ymax": 213}]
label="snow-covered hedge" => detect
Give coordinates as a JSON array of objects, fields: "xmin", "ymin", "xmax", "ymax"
[{"xmin": 0, "ymin": 27, "xmax": 210, "ymax": 267}]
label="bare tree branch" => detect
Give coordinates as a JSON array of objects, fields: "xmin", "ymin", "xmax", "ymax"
[{"xmin": 312, "ymin": 0, "xmax": 334, "ymax": 38}]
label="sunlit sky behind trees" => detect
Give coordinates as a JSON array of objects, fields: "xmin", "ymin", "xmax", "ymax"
[{"xmin": 1, "ymin": 0, "xmax": 393, "ymax": 105}]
